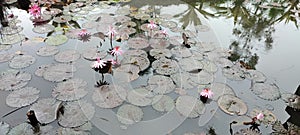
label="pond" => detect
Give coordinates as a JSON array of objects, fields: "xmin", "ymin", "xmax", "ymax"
[{"xmin": 0, "ymin": 0, "xmax": 299, "ymax": 134}]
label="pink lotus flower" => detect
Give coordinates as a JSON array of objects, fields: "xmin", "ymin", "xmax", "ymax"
[
  {"xmin": 78, "ymin": 29, "xmax": 88, "ymax": 36},
  {"xmin": 110, "ymin": 46, "xmax": 123, "ymax": 56},
  {"xmin": 256, "ymin": 113, "xmax": 264, "ymax": 120},
  {"xmin": 147, "ymin": 20, "xmax": 157, "ymax": 30},
  {"xmin": 109, "ymin": 58, "xmax": 118, "ymax": 65},
  {"xmin": 92, "ymin": 58, "xmax": 106, "ymax": 69},
  {"xmin": 200, "ymin": 88, "xmax": 213, "ymax": 99},
  {"xmin": 107, "ymin": 25, "xmax": 117, "ymax": 37},
  {"xmin": 160, "ymin": 29, "xmax": 168, "ymax": 36},
  {"xmin": 29, "ymin": 4, "xmax": 41, "ymax": 17}
]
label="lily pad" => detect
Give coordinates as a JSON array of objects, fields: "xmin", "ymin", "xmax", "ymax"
[
  {"xmin": 245, "ymin": 70, "xmax": 267, "ymax": 83},
  {"xmin": 147, "ymin": 75, "xmax": 175, "ymax": 94},
  {"xmin": 199, "ymin": 83, "xmax": 236, "ymax": 101},
  {"xmin": 54, "ymin": 50, "xmax": 80, "ymax": 63},
  {"xmin": 250, "ymin": 82, "xmax": 281, "ymax": 101},
  {"xmin": 152, "ymin": 58, "xmax": 179, "ymax": 75},
  {"xmin": 281, "ymin": 93, "xmax": 300, "ymax": 110},
  {"xmin": 82, "ymin": 21, "xmax": 98, "ymax": 29},
  {"xmin": 0, "ymin": 34, "xmax": 25, "ymax": 45},
  {"xmin": 171, "ymin": 72, "xmax": 197, "ymax": 89},
  {"xmin": 52, "ymin": 78, "xmax": 88, "ymax": 101},
  {"xmin": 0, "ymin": 121, "xmax": 9, "ymax": 135},
  {"xmin": 65, "ymin": 29, "xmax": 82, "ymax": 39},
  {"xmin": 0, "ymin": 53, "xmax": 15, "ymax": 63},
  {"xmin": 92, "ymin": 85, "xmax": 127, "ymax": 109},
  {"xmin": 9, "ymin": 55, "xmax": 35, "ymax": 69},
  {"xmin": 113, "ymin": 64, "xmax": 140, "ymax": 82},
  {"xmin": 121, "ymin": 56, "xmax": 150, "ymax": 71},
  {"xmin": 6, "ymin": 87, "xmax": 40, "ymax": 108},
  {"xmin": 152, "ymin": 95, "xmax": 174, "ymax": 112},
  {"xmin": 149, "ymin": 38, "xmax": 170, "ymax": 49},
  {"xmin": 58, "ymin": 100, "xmax": 95, "ymax": 128},
  {"xmin": 149, "ymin": 49, "xmax": 172, "ymax": 59},
  {"xmin": 57, "ymin": 127, "xmax": 89, "ymax": 135},
  {"xmin": 222, "ymin": 65, "xmax": 246, "ymax": 81},
  {"xmin": 127, "ymin": 87, "xmax": 154, "ymax": 107},
  {"xmin": 29, "ymin": 98, "xmax": 62, "ymax": 124},
  {"xmin": 8, "ymin": 123, "xmax": 55, "ymax": 135},
  {"xmin": 43, "ymin": 63, "xmax": 76, "ymax": 82},
  {"xmin": 32, "ymin": 24, "xmax": 55, "ymax": 34},
  {"xmin": 175, "ymin": 95, "xmax": 205, "ymax": 118},
  {"xmin": 36, "ymin": 46, "xmax": 59, "ymax": 56},
  {"xmin": 160, "ymin": 21, "xmax": 177, "ymax": 29},
  {"xmin": 117, "ymin": 104, "xmax": 143, "ymax": 125},
  {"xmin": 45, "ymin": 35, "xmax": 68, "ymax": 46},
  {"xmin": 178, "ymin": 58, "xmax": 203, "ymax": 72},
  {"xmin": 53, "ymin": 15, "xmax": 72, "ymax": 23},
  {"xmin": 0, "ymin": 70, "xmax": 31, "ymax": 91},
  {"xmin": 218, "ymin": 94, "xmax": 247, "ymax": 115},
  {"xmin": 43, "ymin": 8, "xmax": 62, "ymax": 16},
  {"xmin": 201, "ymin": 59, "xmax": 218, "ymax": 73},
  {"xmin": 234, "ymin": 128, "xmax": 262, "ymax": 135},
  {"xmin": 82, "ymin": 47, "xmax": 107, "ymax": 61},
  {"xmin": 34, "ymin": 64, "xmax": 51, "ymax": 77},
  {"xmin": 189, "ymin": 71, "xmax": 214, "ymax": 85},
  {"xmin": 195, "ymin": 25, "xmax": 210, "ymax": 32},
  {"xmin": 193, "ymin": 42, "xmax": 216, "ymax": 52},
  {"xmin": 122, "ymin": 49, "xmax": 148, "ymax": 58},
  {"xmin": 127, "ymin": 37, "xmax": 149, "ymax": 49},
  {"xmin": 0, "ymin": 26, "xmax": 23, "ymax": 35},
  {"xmin": 0, "ymin": 44, "xmax": 12, "ymax": 51},
  {"xmin": 171, "ymin": 46, "xmax": 192, "ymax": 58}
]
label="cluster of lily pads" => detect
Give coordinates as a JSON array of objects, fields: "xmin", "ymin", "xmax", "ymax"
[{"xmin": 0, "ymin": 0, "xmax": 299, "ymax": 134}]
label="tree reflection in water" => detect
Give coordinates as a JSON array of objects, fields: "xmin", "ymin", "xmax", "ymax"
[{"xmin": 182, "ymin": 0, "xmax": 299, "ymax": 69}]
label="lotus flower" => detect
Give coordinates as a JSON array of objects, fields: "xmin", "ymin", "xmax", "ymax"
[
  {"xmin": 110, "ymin": 46, "xmax": 123, "ymax": 56},
  {"xmin": 256, "ymin": 113, "xmax": 264, "ymax": 120},
  {"xmin": 106, "ymin": 25, "xmax": 117, "ymax": 37},
  {"xmin": 200, "ymin": 88, "xmax": 213, "ymax": 98},
  {"xmin": 78, "ymin": 29, "xmax": 88, "ymax": 36},
  {"xmin": 160, "ymin": 29, "xmax": 168, "ymax": 37},
  {"xmin": 92, "ymin": 58, "xmax": 106, "ymax": 69},
  {"xmin": 29, "ymin": 4, "xmax": 41, "ymax": 18},
  {"xmin": 147, "ymin": 20, "xmax": 157, "ymax": 30}
]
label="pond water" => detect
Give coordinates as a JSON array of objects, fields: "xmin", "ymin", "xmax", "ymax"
[{"xmin": 0, "ymin": 0, "xmax": 300, "ymax": 135}]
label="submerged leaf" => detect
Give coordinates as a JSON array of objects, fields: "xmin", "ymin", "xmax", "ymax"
[{"xmin": 117, "ymin": 104, "xmax": 143, "ymax": 125}]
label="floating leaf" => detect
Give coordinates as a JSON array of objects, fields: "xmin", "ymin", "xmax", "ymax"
[
  {"xmin": 113, "ymin": 64, "xmax": 140, "ymax": 82},
  {"xmin": 82, "ymin": 21, "xmax": 98, "ymax": 29},
  {"xmin": 193, "ymin": 42, "xmax": 216, "ymax": 53},
  {"xmin": 58, "ymin": 100, "xmax": 95, "ymax": 128},
  {"xmin": 117, "ymin": 104, "xmax": 143, "ymax": 125},
  {"xmin": 0, "ymin": 34, "xmax": 25, "ymax": 45},
  {"xmin": 92, "ymin": 85, "xmax": 127, "ymax": 109},
  {"xmin": 250, "ymin": 82, "xmax": 281, "ymax": 101},
  {"xmin": 122, "ymin": 49, "xmax": 148, "ymax": 58},
  {"xmin": 0, "ymin": 44, "xmax": 12, "ymax": 51},
  {"xmin": 175, "ymin": 95, "xmax": 205, "ymax": 118},
  {"xmin": 147, "ymin": 75, "xmax": 175, "ymax": 94},
  {"xmin": 245, "ymin": 70, "xmax": 267, "ymax": 83},
  {"xmin": 6, "ymin": 87, "xmax": 40, "ymax": 108},
  {"xmin": 36, "ymin": 45, "xmax": 59, "ymax": 56},
  {"xmin": 52, "ymin": 78, "xmax": 88, "ymax": 101},
  {"xmin": 9, "ymin": 55, "xmax": 36, "ymax": 69},
  {"xmin": 45, "ymin": 35, "xmax": 68, "ymax": 46},
  {"xmin": 43, "ymin": 63, "xmax": 76, "ymax": 82},
  {"xmin": 218, "ymin": 94, "xmax": 247, "ymax": 115},
  {"xmin": 149, "ymin": 49, "xmax": 172, "ymax": 59},
  {"xmin": 222, "ymin": 65, "xmax": 246, "ymax": 81},
  {"xmin": 152, "ymin": 58, "xmax": 179, "ymax": 75},
  {"xmin": 0, "ymin": 26, "xmax": 23, "ymax": 35},
  {"xmin": 171, "ymin": 46, "xmax": 192, "ymax": 58},
  {"xmin": 160, "ymin": 21, "xmax": 177, "ymax": 29},
  {"xmin": 57, "ymin": 127, "xmax": 89, "ymax": 135},
  {"xmin": 152, "ymin": 95, "xmax": 174, "ymax": 112},
  {"xmin": 29, "ymin": 98, "xmax": 62, "ymax": 124},
  {"xmin": 127, "ymin": 87, "xmax": 154, "ymax": 107},
  {"xmin": 8, "ymin": 123, "xmax": 55, "ymax": 135},
  {"xmin": 0, "ymin": 70, "xmax": 31, "ymax": 91},
  {"xmin": 149, "ymin": 38, "xmax": 170, "ymax": 49},
  {"xmin": 171, "ymin": 72, "xmax": 197, "ymax": 89},
  {"xmin": 234, "ymin": 128, "xmax": 262, "ymax": 135},
  {"xmin": 201, "ymin": 59, "xmax": 218, "ymax": 73},
  {"xmin": 53, "ymin": 15, "xmax": 72, "ymax": 23},
  {"xmin": 127, "ymin": 37, "xmax": 149, "ymax": 49},
  {"xmin": 54, "ymin": 50, "xmax": 80, "ymax": 63},
  {"xmin": 82, "ymin": 47, "xmax": 107, "ymax": 61},
  {"xmin": 32, "ymin": 24, "xmax": 55, "ymax": 34},
  {"xmin": 121, "ymin": 56, "xmax": 150, "ymax": 71},
  {"xmin": 0, "ymin": 53, "xmax": 15, "ymax": 63},
  {"xmin": 178, "ymin": 57, "xmax": 203, "ymax": 72}
]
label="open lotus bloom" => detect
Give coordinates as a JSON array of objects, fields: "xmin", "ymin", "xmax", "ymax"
[
  {"xmin": 110, "ymin": 46, "xmax": 123, "ymax": 56},
  {"xmin": 92, "ymin": 58, "xmax": 106, "ymax": 69},
  {"xmin": 78, "ymin": 29, "xmax": 88, "ymax": 36},
  {"xmin": 256, "ymin": 113, "xmax": 264, "ymax": 120},
  {"xmin": 29, "ymin": 4, "xmax": 41, "ymax": 17},
  {"xmin": 107, "ymin": 26, "xmax": 117, "ymax": 37},
  {"xmin": 200, "ymin": 88, "xmax": 214, "ymax": 99},
  {"xmin": 147, "ymin": 20, "xmax": 157, "ymax": 30}
]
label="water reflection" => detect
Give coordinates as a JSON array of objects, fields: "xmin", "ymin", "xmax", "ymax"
[{"xmin": 183, "ymin": 0, "xmax": 299, "ymax": 69}]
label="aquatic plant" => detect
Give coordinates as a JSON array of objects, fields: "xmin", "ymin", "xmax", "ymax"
[{"xmin": 29, "ymin": 3, "xmax": 41, "ymax": 18}]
